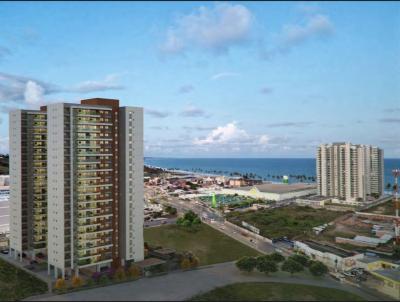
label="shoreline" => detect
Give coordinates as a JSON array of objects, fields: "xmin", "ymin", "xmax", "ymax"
[{"xmin": 144, "ymin": 164, "xmax": 315, "ymax": 185}]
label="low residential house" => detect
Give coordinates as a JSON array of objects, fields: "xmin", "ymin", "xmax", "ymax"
[{"xmin": 294, "ymin": 240, "xmax": 363, "ymax": 272}]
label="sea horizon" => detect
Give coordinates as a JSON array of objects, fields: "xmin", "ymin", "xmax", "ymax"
[{"xmin": 144, "ymin": 157, "xmax": 400, "ymax": 185}]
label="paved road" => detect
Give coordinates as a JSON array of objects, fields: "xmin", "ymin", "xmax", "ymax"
[
  {"xmin": 29, "ymin": 261, "xmax": 390, "ymax": 301},
  {"xmin": 161, "ymin": 195, "xmax": 280, "ymax": 255}
]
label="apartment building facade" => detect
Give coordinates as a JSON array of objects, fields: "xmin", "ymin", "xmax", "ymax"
[
  {"xmin": 9, "ymin": 98, "xmax": 144, "ymax": 278},
  {"xmin": 9, "ymin": 109, "xmax": 48, "ymax": 260},
  {"xmin": 316, "ymin": 142, "xmax": 384, "ymax": 201}
]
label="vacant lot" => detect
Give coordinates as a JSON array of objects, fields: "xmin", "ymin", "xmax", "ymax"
[
  {"xmin": 226, "ymin": 205, "xmax": 347, "ymax": 240},
  {"xmin": 190, "ymin": 282, "xmax": 364, "ymax": 301},
  {"xmin": 362, "ymin": 200, "xmax": 395, "ymax": 216},
  {"xmin": 0, "ymin": 258, "xmax": 47, "ymax": 301},
  {"xmin": 144, "ymin": 224, "xmax": 260, "ymax": 265}
]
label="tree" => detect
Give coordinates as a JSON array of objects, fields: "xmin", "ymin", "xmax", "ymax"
[
  {"xmin": 268, "ymin": 252, "xmax": 285, "ymax": 263},
  {"xmin": 256, "ymin": 257, "xmax": 278, "ymax": 275},
  {"xmin": 309, "ymin": 261, "xmax": 328, "ymax": 277},
  {"xmin": 282, "ymin": 259, "xmax": 304, "ymax": 275},
  {"xmin": 236, "ymin": 256, "xmax": 257, "ymax": 273},
  {"xmin": 71, "ymin": 276, "xmax": 84, "ymax": 288},
  {"xmin": 54, "ymin": 278, "xmax": 66, "ymax": 290},
  {"xmin": 180, "ymin": 258, "xmax": 191, "ymax": 270},
  {"xmin": 127, "ymin": 265, "xmax": 142, "ymax": 279},
  {"xmin": 386, "ymin": 183, "xmax": 392, "ymax": 190},
  {"xmin": 393, "ymin": 246, "xmax": 400, "ymax": 260},
  {"xmin": 289, "ymin": 254, "xmax": 310, "ymax": 267}
]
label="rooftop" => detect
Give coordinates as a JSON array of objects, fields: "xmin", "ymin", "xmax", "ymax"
[
  {"xmin": 373, "ymin": 269, "xmax": 400, "ymax": 282},
  {"xmin": 135, "ymin": 257, "xmax": 166, "ymax": 269},
  {"xmin": 303, "ymin": 240, "xmax": 354, "ymax": 258},
  {"xmin": 237, "ymin": 183, "xmax": 317, "ymax": 194}
]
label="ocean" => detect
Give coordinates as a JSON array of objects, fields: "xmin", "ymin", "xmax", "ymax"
[{"xmin": 144, "ymin": 157, "xmax": 400, "ymax": 185}]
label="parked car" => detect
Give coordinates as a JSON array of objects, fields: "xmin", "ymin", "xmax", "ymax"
[{"xmin": 0, "ymin": 249, "xmax": 9, "ymax": 254}]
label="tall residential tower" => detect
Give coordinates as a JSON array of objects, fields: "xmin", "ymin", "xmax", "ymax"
[
  {"xmin": 316, "ymin": 142, "xmax": 384, "ymax": 201},
  {"xmin": 9, "ymin": 98, "xmax": 144, "ymax": 278}
]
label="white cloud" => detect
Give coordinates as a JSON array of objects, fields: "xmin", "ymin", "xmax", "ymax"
[
  {"xmin": 24, "ymin": 81, "xmax": 44, "ymax": 105},
  {"xmin": 178, "ymin": 84, "xmax": 194, "ymax": 94},
  {"xmin": 193, "ymin": 122, "xmax": 249, "ymax": 145},
  {"xmin": 280, "ymin": 14, "xmax": 334, "ymax": 51},
  {"xmin": 145, "ymin": 108, "xmax": 172, "ymax": 118},
  {"xmin": 160, "ymin": 3, "xmax": 253, "ymax": 55},
  {"xmin": 261, "ymin": 13, "xmax": 334, "ymax": 59},
  {"xmin": 72, "ymin": 74, "xmax": 124, "ymax": 93},
  {"xmin": 259, "ymin": 135, "xmax": 270, "ymax": 145},
  {"xmin": 180, "ymin": 104, "xmax": 209, "ymax": 118},
  {"xmin": 210, "ymin": 72, "xmax": 240, "ymax": 80}
]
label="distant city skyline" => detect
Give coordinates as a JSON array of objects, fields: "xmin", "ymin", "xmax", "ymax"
[{"xmin": 0, "ymin": 1, "xmax": 399, "ymax": 157}]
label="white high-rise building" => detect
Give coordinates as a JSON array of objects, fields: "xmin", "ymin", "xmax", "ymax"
[
  {"xmin": 317, "ymin": 143, "xmax": 384, "ymax": 201},
  {"xmin": 9, "ymin": 98, "xmax": 144, "ymax": 278}
]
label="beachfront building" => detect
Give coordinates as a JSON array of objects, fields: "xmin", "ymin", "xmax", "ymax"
[
  {"xmin": 9, "ymin": 98, "xmax": 144, "ymax": 278},
  {"xmin": 316, "ymin": 143, "xmax": 384, "ymax": 202},
  {"xmin": 219, "ymin": 183, "xmax": 317, "ymax": 201}
]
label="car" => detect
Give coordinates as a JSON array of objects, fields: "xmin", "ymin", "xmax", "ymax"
[
  {"xmin": 0, "ymin": 249, "xmax": 9, "ymax": 254},
  {"xmin": 161, "ymin": 220, "xmax": 167, "ymax": 224}
]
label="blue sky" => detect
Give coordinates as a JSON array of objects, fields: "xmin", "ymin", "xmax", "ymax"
[{"xmin": 0, "ymin": 1, "xmax": 399, "ymax": 157}]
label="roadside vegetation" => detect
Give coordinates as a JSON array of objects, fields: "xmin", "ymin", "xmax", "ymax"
[
  {"xmin": 189, "ymin": 282, "xmax": 364, "ymax": 301},
  {"xmin": 0, "ymin": 258, "xmax": 47, "ymax": 301},
  {"xmin": 235, "ymin": 252, "xmax": 328, "ymax": 278},
  {"xmin": 144, "ymin": 224, "xmax": 260, "ymax": 266},
  {"xmin": 226, "ymin": 205, "xmax": 346, "ymax": 239}
]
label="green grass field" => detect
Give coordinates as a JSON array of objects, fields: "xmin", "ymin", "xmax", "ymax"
[
  {"xmin": 189, "ymin": 282, "xmax": 365, "ymax": 301},
  {"xmin": 362, "ymin": 200, "xmax": 395, "ymax": 215},
  {"xmin": 0, "ymin": 258, "xmax": 48, "ymax": 301},
  {"xmin": 144, "ymin": 224, "xmax": 260, "ymax": 265},
  {"xmin": 226, "ymin": 205, "xmax": 347, "ymax": 240}
]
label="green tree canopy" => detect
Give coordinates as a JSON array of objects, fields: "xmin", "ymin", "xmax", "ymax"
[
  {"xmin": 289, "ymin": 254, "xmax": 310, "ymax": 267},
  {"xmin": 309, "ymin": 261, "xmax": 329, "ymax": 277},
  {"xmin": 236, "ymin": 256, "xmax": 257, "ymax": 273},
  {"xmin": 282, "ymin": 259, "xmax": 304, "ymax": 275},
  {"xmin": 256, "ymin": 257, "xmax": 278, "ymax": 275}
]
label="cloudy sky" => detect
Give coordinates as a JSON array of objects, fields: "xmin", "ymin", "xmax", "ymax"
[{"xmin": 0, "ymin": 1, "xmax": 399, "ymax": 157}]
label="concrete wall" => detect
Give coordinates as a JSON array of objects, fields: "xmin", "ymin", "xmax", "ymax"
[{"xmin": 47, "ymin": 103, "xmax": 66, "ymax": 275}]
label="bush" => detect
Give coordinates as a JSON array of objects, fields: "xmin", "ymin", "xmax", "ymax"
[
  {"xmin": 282, "ymin": 259, "xmax": 304, "ymax": 275},
  {"xmin": 86, "ymin": 278, "xmax": 94, "ymax": 287},
  {"xmin": 236, "ymin": 256, "xmax": 257, "ymax": 273},
  {"xmin": 289, "ymin": 254, "xmax": 310, "ymax": 267},
  {"xmin": 98, "ymin": 274, "xmax": 109, "ymax": 285},
  {"xmin": 309, "ymin": 261, "xmax": 328, "ymax": 277},
  {"xmin": 190, "ymin": 256, "xmax": 200, "ymax": 268},
  {"xmin": 115, "ymin": 267, "xmax": 126, "ymax": 281},
  {"xmin": 54, "ymin": 278, "xmax": 66, "ymax": 290},
  {"xmin": 92, "ymin": 272, "xmax": 102, "ymax": 282},
  {"xmin": 71, "ymin": 276, "xmax": 84, "ymax": 288},
  {"xmin": 127, "ymin": 265, "xmax": 142, "ymax": 279},
  {"xmin": 180, "ymin": 258, "xmax": 191, "ymax": 270}
]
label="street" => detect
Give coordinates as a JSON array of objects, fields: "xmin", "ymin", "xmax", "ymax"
[{"xmin": 145, "ymin": 187, "xmax": 281, "ymax": 255}]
